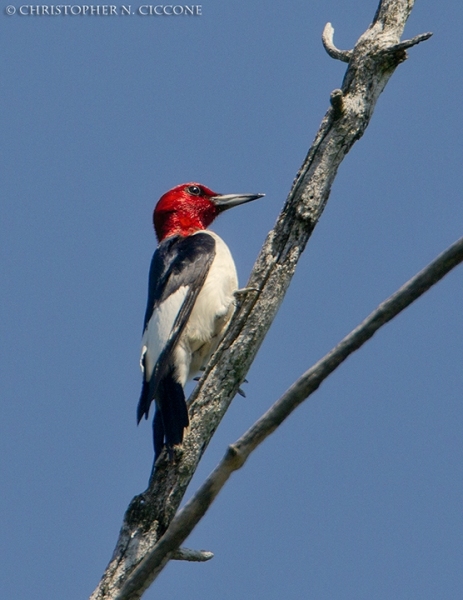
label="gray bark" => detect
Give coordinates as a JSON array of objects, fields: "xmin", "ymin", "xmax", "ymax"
[{"xmin": 90, "ymin": 1, "xmax": 433, "ymax": 598}]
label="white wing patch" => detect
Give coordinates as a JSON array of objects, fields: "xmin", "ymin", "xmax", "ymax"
[{"xmin": 140, "ymin": 286, "xmax": 188, "ymax": 380}]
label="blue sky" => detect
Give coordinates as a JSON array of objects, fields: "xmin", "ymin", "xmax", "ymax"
[{"xmin": 1, "ymin": 1, "xmax": 462, "ymax": 598}]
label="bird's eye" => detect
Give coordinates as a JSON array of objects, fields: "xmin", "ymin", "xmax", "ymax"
[{"xmin": 187, "ymin": 185, "xmax": 201, "ymax": 196}]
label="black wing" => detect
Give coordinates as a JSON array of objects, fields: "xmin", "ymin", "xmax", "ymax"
[{"xmin": 142, "ymin": 233, "xmax": 216, "ymax": 331}]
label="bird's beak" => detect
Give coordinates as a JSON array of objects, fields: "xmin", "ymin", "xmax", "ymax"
[{"xmin": 211, "ymin": 192, "xmax": 265, "ymax": 212}]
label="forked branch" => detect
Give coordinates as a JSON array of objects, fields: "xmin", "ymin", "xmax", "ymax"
[{"xmin": 90, "ymin": 1, "xmax": 433, "ymax": 598}]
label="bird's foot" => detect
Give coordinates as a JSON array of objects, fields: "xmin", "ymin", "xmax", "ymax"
[{"xmin": 234, "ymin": 286, "xmax": 259, "ymax": 298}]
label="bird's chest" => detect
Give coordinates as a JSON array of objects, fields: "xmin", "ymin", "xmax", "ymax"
[
  {"xmin": 187, "ymin": 238, "xmax": 237, "ymax": 340},
  {"xmin": 182, "ymin": 234, "xmax": 238, "ymax": 371}
]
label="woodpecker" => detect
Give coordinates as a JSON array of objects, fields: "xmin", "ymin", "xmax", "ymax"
[{"xmin": 138, "ymin": 182, "xmax": 264, "ymax": 460}]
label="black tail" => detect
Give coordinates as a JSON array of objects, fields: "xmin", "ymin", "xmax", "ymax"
[
  {"xmin": 137, "ymin": 379, "xmax": 151, "ymax": 424},
  {"xmin": 153, "ymin": 371, "xmax": 189, "ymax": 459}
]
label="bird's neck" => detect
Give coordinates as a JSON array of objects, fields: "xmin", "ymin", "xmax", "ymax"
[{"xmin": 155, "ymin": 208, "xmax": 216, "ymax": 241}]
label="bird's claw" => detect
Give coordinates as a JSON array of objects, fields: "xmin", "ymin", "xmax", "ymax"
[{"xmin": 234, "ymin": 286, "xmax": 259, "ymax": 298}]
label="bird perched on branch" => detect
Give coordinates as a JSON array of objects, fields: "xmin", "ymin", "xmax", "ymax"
[{"xmin": 137, "ymin": 182, "xmax": 264, "ymax": 460}]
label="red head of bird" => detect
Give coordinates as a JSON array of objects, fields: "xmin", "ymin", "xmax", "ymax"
[{"xmin": 153, "ymin": 182, "xmax": 264, "ymax": 242}]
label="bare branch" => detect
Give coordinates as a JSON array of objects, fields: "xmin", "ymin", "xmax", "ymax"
[
  {"xmin": 388, "ymin": 31, "xmax": 433, "ymax": 52},
  {"xmin": 119, "ymin": 236, "xmax": 463, "ymax": 599},
  {"xmin": 172, "ymin": 548, "xmax": 214, "ymax": 562},
  {"xmin": 90, "ymin": 1, "xmax": 434, "ymax": 598},
  {"xmin": 322, "ymin": 23, "xmax": 352, "ymax": 63}
]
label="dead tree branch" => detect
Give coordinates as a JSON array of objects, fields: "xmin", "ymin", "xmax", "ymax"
[
  {"xmin": 322, "ymin": 23, "xmax": 352, "ymax": 63},
  {"xmin": 90, "ymin": 1, "xmax": 433, "ymax": 598}
]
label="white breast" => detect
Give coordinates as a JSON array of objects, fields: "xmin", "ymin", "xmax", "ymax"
[{"xmin": 175, "ymin": 231, "xmax": 238, "ymax": 383}]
